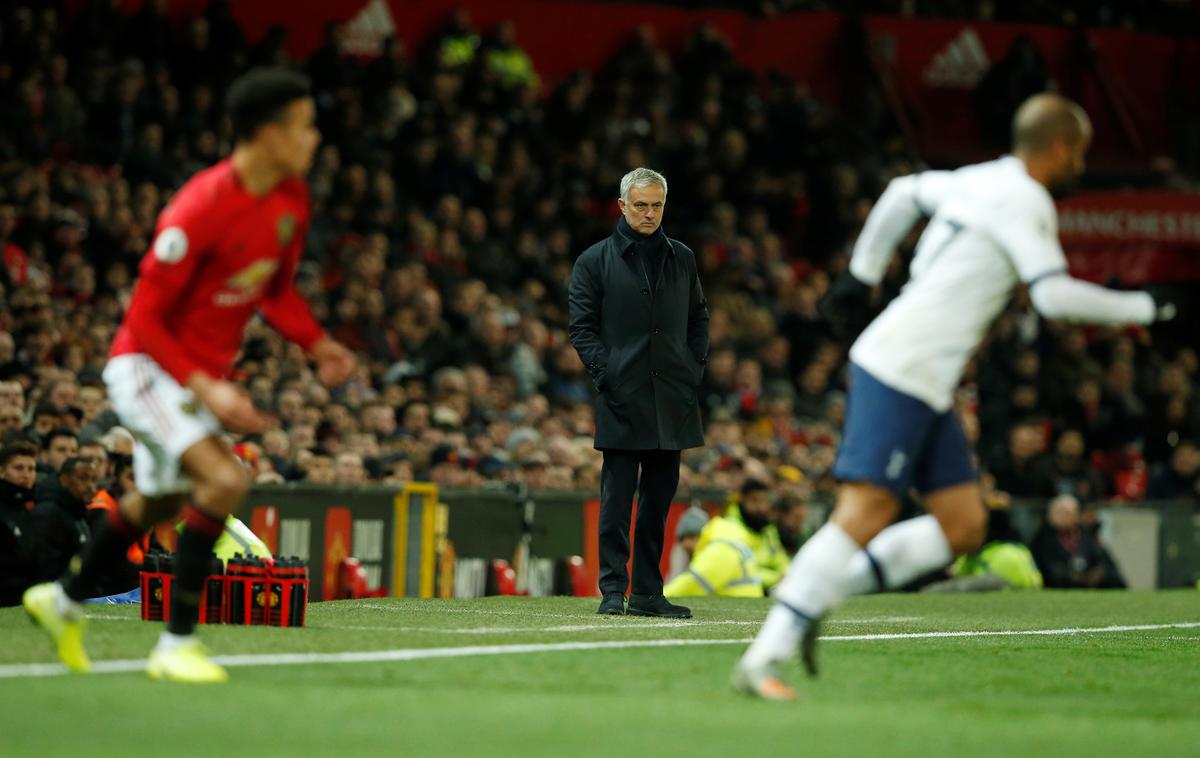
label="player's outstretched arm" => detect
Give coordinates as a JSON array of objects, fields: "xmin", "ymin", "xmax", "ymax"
[
  {"xmin": 259, "ymin": 289, "xmax": 355, "ymax": 388},
  {"xmin": 1028, "ymin": 274, "xmax": 1175, "ymax": 325},
  {"xmin": 997, "ymin": 191, "xmax": 1177, "ymax": 328},
  {"xmin": 311, "ymin": 336, "xmax": 355, "ymax": 388},
  {"xmin": 258, "ymin": 212, "xmax": 355, "ymax": 388},
  {"xmin": 187, "ymin": 373, "xmax": 272, "ymax": 434}
]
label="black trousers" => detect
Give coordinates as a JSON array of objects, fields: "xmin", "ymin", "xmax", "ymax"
[{"xmin": 598, "ymin": 449, "xmax": 681, "ymax": 596}]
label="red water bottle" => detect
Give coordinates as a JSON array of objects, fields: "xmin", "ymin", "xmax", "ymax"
[
  {"xmin": 199, "ymin": 555, "xmax": 225, "ymax": 625},
  {"xmin": 226, "ymin": 555, "xmax": 248, "ymax": 624},
  {"xmin": 246, "ymin": 556, "xmax": 268, "ymax": 625}
]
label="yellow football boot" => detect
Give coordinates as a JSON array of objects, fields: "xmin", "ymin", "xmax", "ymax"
[{"xmin": 23, "ymin": 583, "xmax": 91, "ymax": 673}]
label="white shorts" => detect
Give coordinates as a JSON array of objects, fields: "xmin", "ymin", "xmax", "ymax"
[{"xmin": 103, "ymin": 354, "xmax": 222, "ymax": 497}]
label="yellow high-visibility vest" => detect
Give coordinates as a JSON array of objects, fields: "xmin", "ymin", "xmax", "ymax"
[{"xmin": 665, "ymin": 516, "xmax": 764, "ymax": 598}]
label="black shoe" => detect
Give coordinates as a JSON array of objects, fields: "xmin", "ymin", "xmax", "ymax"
[
  {"xmin": 596, "ymin": 592, "xmax": 626, "ymax": 615},
  {"xmin": 627, "ymin": 594, "xmax": 691, "ymax": 619}
]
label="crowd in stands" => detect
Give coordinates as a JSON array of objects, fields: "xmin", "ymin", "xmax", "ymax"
[
  {"xmin": 651, "ymin": 0, "xmax": 1200, "ymax": 32},
  {"xmin": 0, "ymin": 0, "xmax": 1196, "ymax": 553}
]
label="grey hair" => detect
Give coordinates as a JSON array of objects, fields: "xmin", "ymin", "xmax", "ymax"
[{"xmin": 619, "ymin": 167, "xmax": 668, "ymax": 202}]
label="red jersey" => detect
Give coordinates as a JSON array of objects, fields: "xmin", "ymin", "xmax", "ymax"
[{"xmin": 111, "ymin": 159, "xmax": 326, "ymax": 383}]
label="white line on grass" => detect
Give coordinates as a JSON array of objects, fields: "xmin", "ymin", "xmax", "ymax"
[
  {"xmin": 820, "ymin": 622, "xmax": 1200, "ymax": 641},
  {"xmin": 4, "ymin": 621, "xmax": 1198, "ymax": 680}
]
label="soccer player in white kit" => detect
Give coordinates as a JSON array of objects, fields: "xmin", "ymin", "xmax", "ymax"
[{"xmin": 732, "ymin": 93, "xmax": 1179, "ymax": 700}]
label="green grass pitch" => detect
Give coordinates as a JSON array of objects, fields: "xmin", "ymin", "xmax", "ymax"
[{"xmin": 2, "ymin": 591, "xmax": 1198, "ymax": 757}]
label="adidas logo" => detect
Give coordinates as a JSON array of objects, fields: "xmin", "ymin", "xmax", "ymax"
[
  {"xmin": 342, "ymin": 0, "xmax": 397, "ymax": 56},
  {"xmin": 922, "ymin": 28, "xmax": 990, "ymax": 88}
]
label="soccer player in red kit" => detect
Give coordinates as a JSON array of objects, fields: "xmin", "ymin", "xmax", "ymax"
[{"xmin": 24, "ymin": 69, "xmax": 354, "ymax": 683}]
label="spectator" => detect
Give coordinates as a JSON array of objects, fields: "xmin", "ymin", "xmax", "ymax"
[
  {"xmin": 0, "ymin": 405, "xmax": 22, "ymax": 436},
  {"xmin": 426, "ymin": 443, "xmax": 475, "ymax": 488},
  {"xmin": 726, "ymin": 479, "xmax": 791, "ymax": 590},
  {"xmin": 989, "ymin": 420, "xmax": 1049, "ymax": 497},
  {"xmin": 666, "ymin": 505, "xmax": 709, "ymax": 583},
  {"xmin": 31, "ymin": 404, "xmax": 63, "ymax": 440},
  {"xmin": 663, "ymin": 482, "xmax": 785, "ymax": 599},
  {"xmin": 0, "ymin": 381, "xmax": 24, "ymax": 412},
  {"xmin": 1035, "ymin": 428, "xmax": 1107, "ymax": 501},
  {"xmin": 44, "ymin": 378, "xmax": 79, "ymax": 409},
  {"xmin": 1030, "ymin": 494, "xmax": 1125, "ymax": 589},
  {"xmin": 31, "ymin": 456, "xmax": 99, "ymax": 583},
  {"xmin": 84, "ymin": 453, "xmax": 146, "ymax": 596},
  {"xmin": 0, "ymin": 442, "xmax": 39, "ymax": 605},
  {"xmin": 302, "ymin": 448, "xmax": 336, "ymax": 484},
  {"xmin": 773, "ymin": 491, "xmax": 811, "ymax": 556},
  {"xmin": 972, "ymin": 35, "xmax": 1048, "ymax": 151},
  {"xmin": 335, "ymin": 451, "xmax": 367, "ymax": 485},
  {"xmin": 76, "ymin": 385, "xmax": 107, "ymax": 428},
  {"xmin": 261, "ymin": 428, "xmax": 296, "ymax": 480},
  {"xmin": 1146, "ymin": 440, "xmax": 1200, "ymax": 501},
  {"xmin": 0, "ymin": 1, "xmax": 1191, "ymax": 505},
  {"xmin": 39, "ymin": 427, "xmax": 79, "ymax": 476},
  {"xmin": 77, "ymin": 440, "xmax": 109, "ymax": 477},
  {"xmin": 233, "ymin": 442, "xmax": 284, "ymax": 485},
  {"xmin": 101, "ymin": 427, "xmax": 135, "ymax": 459},
  {"xmin": 483, "ymin": 21, "xmax": 539, "ymax": 92},
  {"xmin": 516, "ymin": 449, "xmax": 552, "ymax": 490},
  {"xmin": 1144, "ymin": 393, "xmax": 1196, "ymax": 465}
]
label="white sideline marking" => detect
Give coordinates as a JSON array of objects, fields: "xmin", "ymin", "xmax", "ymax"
[
  {"xmin": 3, "ymin": 621, "xmax": 1198, "ymax": 680},
  {"xmin": 816, "ymin": 622, "xmax": 1200, "ymax": 641}
]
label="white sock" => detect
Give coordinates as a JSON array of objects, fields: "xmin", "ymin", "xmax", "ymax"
[
  {"xmin": 53, "ymin": 582, "xmax": 82, "ymax": 621},
  {"xmin": 742, "ymin": 523, "xmax": 860, "ymax": 667},
  {"xmin": 155, "ymin": 631, "xmax": 196, "ymax": 653},
  {"xmin": 842, "ymin": 515, "xmax": 954, "ymax": 596}
]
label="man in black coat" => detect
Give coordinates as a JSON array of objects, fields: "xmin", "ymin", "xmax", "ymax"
[
  {"xmin": 0, "ymin": 442, "xmax": 39, "ymax": 606},
  {"xmin": 31, "ymin": 456, "xmax": 99, "ymax": 585},
  {"xmin": 569, "ymin": 167, "xmax": 709, "ymax": 617}
]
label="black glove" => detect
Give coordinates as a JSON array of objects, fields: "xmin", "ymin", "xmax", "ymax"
[
  {"xmin": 1144, "ymin": 285, "xmax": 1181, "ymax": 323},
  {"xmin": 819, "ymin": 271, "xmax": 875, "ymax": 342}
]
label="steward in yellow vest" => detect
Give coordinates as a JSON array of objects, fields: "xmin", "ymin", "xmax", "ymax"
[{"xmin": 664, "ymin": 481, "xmax": 792, "ymax": 597}]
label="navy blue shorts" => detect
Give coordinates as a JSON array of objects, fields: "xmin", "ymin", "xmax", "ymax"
[{"xmin": 832, "ymin": 364, "xmax": 977, "ymax": 497}]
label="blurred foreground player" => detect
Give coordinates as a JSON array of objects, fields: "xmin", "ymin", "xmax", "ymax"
[
  {"xmin": 733, "ymin": 93, "xmax": 1178, "ymax": 700},
  {"xmin": 24, "ymin": 68, "xmax": 354, "ymax": 683}
]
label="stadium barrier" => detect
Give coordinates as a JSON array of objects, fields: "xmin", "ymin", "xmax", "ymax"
[
  {"xmin": 242, "ymin": 483, "xmax": 729, "ymax": 599},
  {"xmin": 244, "ymin": 483, "xmax": 441, "ymax": 601},
  {"xmin": 239, "ymin": 485, "xmax": 1199, "ymax": 597}
]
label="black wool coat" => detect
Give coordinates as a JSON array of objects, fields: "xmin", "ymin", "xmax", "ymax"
[
  {"xmin": 0, "ymin": 480, "xmax": 37, "ymax": 606},
  {"xmin": 30, "ymin": 481, "xmax": 90, "ymax": 583},
  {"xmin": 568, "ymin": 220, "xmax": 710, "ymax": 451}
]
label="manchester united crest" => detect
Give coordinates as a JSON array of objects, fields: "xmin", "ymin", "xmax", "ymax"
[{"xmin": 277, "ymin": 213, "xmax": 297, "ymax": 247}]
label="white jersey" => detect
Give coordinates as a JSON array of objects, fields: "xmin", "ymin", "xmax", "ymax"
[{"xmin": 847, "ymin": 155, "xmax": 1153, "ymax": 412}]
